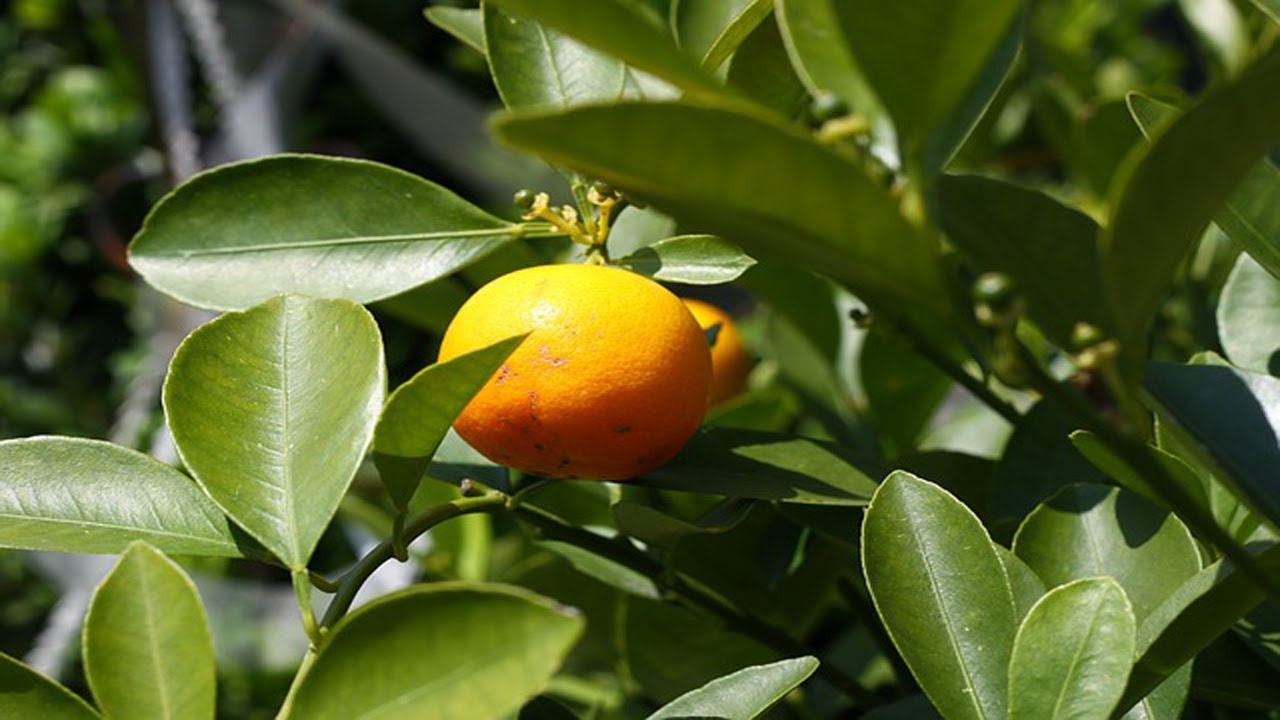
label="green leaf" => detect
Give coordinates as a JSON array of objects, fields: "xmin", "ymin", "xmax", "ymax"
[
  {"xmin": 0, "ymin": 652, "xmax": 97, "ymax": 719},
  {"xmin": 538, "ymin": 539, "xmax": 661, "ymax": 599},
  {"xmin": 424, "ymin": 6, "xmax": 485, "ymax": 54},
  {"xmin": 1068, "ymin": 430, "xmax": 1213, "ymax": 515},
  {"xmin": 612, "ymin": 498, "xmax": 750, "ymax": 547},
  {"xmin": 775, "ymin": 0, "xmax": 880, "ymax": 119},
  {"xmin": 725, "ymin": 13, "xmax": 807, "ymax": 116},
  {"xmin": 484, "ymin": 3, "xmax": 627, "ymax": 109},
  {"xmin": 862, "ymin": 471, "xmax": 1017, "ymax": 720},
  {"xmin": 1250, "ymin": 0, "xmax": 1280, "ymax": 23},
  {"xmin": 1129, "ymin": 92, "xmax": 1280, "ymax": 288},
  {"xmin": 1154, "ymin": 417, "xmax": 1262, "ymax": 547},
  {"xmin": 128, "ymin": 154, "xmax": 517, "ymax": 311},
  {"xmin": 614, "ymin": 235, "xmax": 756, "ymax": 284},
  {"xmin": 1219, "ymin": 253, "xmax": 1280, "ymax": 374},
  {"xmin": 1145, "ymin": 362, "xmax": 1280, "ymax": 532},
  {"xmin": 373, "ymin": 335, "xmax": 525, "ymax": 511},
  {"xmin": 835, "ymin": 0, "xmax": 1023, "ymax": 155},
  {"xmin": 493, "ymin": 100, "xmax": 947, "ymax": 314},
  {"xmin": 1012, "ymin": 484, "xmax": 1201, "ymax": 621},
  {"xmin": 1102, "ymin": 51, "xmax": 1280, "ymax": 383},
  {"xmin": 1193, "ymin": 633, "xmax": 1280, "ymax": 710},
  {"xmin": 936, "ymin": 174, "xmax": 1111, "ymax": 347},
  {"xmin": 674, "ymin": 0, "xmax": 775, "ymax": 72},
  {"xmin": 996, "ymin": 546, "xmax": 1046, "ymax": 623},
  {"xmin": 164, "ymin": 295, "xmax": 385, "ymax": 570},
  {"xmin": 284, "ymin": 583, "xmax": 583, "ymax": 720},
  {"xmin": 486, "ymin": 0, "xmax": 723, "ymax": 97},
  {"xmin": 83, "ymin": 543, "xmax": 216, "ymax": 720},
  {"xmin": 1118, "ymin": 543, "xmax": 1280, "ymax": 712},
  {"xmin": 647, "ymin": 656, "xmax": 818, "ymax": 720},
  {"xmin": 635, "ymin": 427, "xmax": 880, "ymax": 505},
  {"xmin": 990, "ymin": 402, "xmax": 1100, "ymax": 526},
  {"xmin": 0, "ymin": 437, "xmax": 244, "ymax": 557},
  {"xmin": 1007, "ymin": 578, "xmax": 1136, "ymax": 720},
  {"xmin": 860, "ymin": 329, "xmax": 952, "ymax": 455}
]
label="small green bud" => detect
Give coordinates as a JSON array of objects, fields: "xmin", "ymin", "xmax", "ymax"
[
  {"xmin": 810, "ymin": 92, "xmax": 849, "ymax": 122},
  {"xmin": 513, "ymin": 189, "xmax": 537, "ymax": 209},
  {"xmin": 1070, "ymin": 322, "xmax": 1105, "ymax": 351}
]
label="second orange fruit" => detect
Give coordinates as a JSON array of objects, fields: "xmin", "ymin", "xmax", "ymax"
[
  {"xmin": 438, "ymin": 264, "xmax": 712, "ymax": 481},
  {"xmin": 682, "ymin": 298, "xmax": 752, "ymax": 406}
]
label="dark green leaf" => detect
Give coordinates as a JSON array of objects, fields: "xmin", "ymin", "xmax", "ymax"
[
  {"xmin": 862, "ymin": 472, "xmax": 1017, "ymax": 720},
  {"xmin": 424, "ymin": 6, "xmax": 485, "ymax": 53},
  {"xmin": 990, "ymin": 402, "xmax": 1100, "ymax": 526},
  {"xmin": 484, "ymin": 3, "xmax": 627, "ymax": 109},
  {"xmin": 1145, "ymin": 362, "xmax": 1280, "ymax": 532},
  {"xmin": 615, "ymin": 235, "xmax": 756, "ymax": 284},
  {"xmin": 636, "ymin": 427, "xmax": 880, "ymax": 505},
  {"xmin": 1193, "ymin": 633, "xmax": 1280, "ymax": 710},
  {"xmin": 936, "ymin": 174, "xmax": 1111, "ymax": 347},
  {"xmin": 374, "ymin": 335, "xmax": 525, "ymax": 511},
  {"xmin": 1250, "ymin": 0, "xmax": 1280, "ymax": 23},
  {"xmin": 0, "ymin": 652, "xmax": 97, "ymax": 719},
  {"xmin": 0, "ymin": 437, "xmax": 244, "ymax": 557},
  {"xmin": 518, "ymin": 696, "xmax": 578, "ymax": 720},
  {"xmin": 677, "ymin": 0, "xmax": 775, "ymax": 72},
  {"xmin": 647, "ymin": 656, "xmax": 819, "ymax": 719},
  {"xmin": 83, "ymin": 543, "xmax": 215, "ymax": 720},
  {"xmin": 1219, "ymin": 253, "xmax": 1280, "ymax": 374},
  {"xmin": 494, "ymin": 101, "xmax": 947, "ymax": 314},
  {"xmin": 1068, "ymin": 430, "xmax": 1209, "ymax": 511},
  {"xmin": 1130, "ymin": 92, "xmax": 1280, "ymax": 286},
  {"xmin": 486, "ymin": 0, "xmax": 723, "ymax": 97},
  {"xmin": 835, "ymin": 0, "xmax": 1022, "ymax": 154},
  {"xmin": 860, "ymin": 329, "xmax": 952, "ymax": 455},
  {"xmin": 612, "ymin": 499, "xmax": 750, "ymax": 547},
  {"xmin": 1012, "ymin": 484, "xmax": 1201, "ymax": 621},
  {"xmin": 164, "ymin": 295, "xmax": 385, "ymax": 570},
  {"xmin": 775, "ymin": 0, "xmax": 880, "ymax": 118},
  {"xmin": 1007, "ymin": 578, "xmax": 1136, "ymax": 720},
  {"xmin": 283, "ymin": 584, "xmax": 583, "ymax": 719},
  {"xmin": 1102, "ymin": 51, "xmax": 1280, "ymax": 383},
  {"xmin": 725, "ymin": 14, "xmax": 807, "ymax": 116},
  {"xmin": 538, "ymin": 539, "xmax": 661, "ymax": 599},
  {"xmin": 862, "ymin": 695, "xmax": 941, "ymax": 720},
  {"xmin": 996, "ymin": 546, "xmax": 1046, "ymax": 623},
  {"xmin": 129, "ymin": 155, "xmax": 517, "ymax": 310}
]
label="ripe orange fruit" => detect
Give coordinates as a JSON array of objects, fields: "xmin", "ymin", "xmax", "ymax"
[
  {"xmin": 438, "ymin": 264, "xmax": 712, "ymax": 480},
  {"xmin": 682, "ymin": 299, "xmax": 752, "ymax": 407}
]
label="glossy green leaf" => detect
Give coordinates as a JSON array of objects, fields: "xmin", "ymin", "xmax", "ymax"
[
  {"xmin": 1103, "ymin": 50, "xmax": 1280, "ymax": 382},
  {"xmin": 1068, "ymin": 430, "xmax": 1212, "ymax": 515},
  {"xmin": 1154, "ymin": 417, "xmax": 1262, "ymax": 547},
  {"xmin": 164, "ymin": 295, "xmax": 385, "ymax": 570},
  {"xmin": 374, "ymin": 335, "xmax": 525, "ymax": 511},
  {"xmin": 538, "ymin": 539, "xmax": 660, "ymax": 599},
  {"xmin": 1130, "ymin": 93, "xmax": 1280, "ymax": 286},
  {"xmin": 936, "ymin": 174, "xmax": 1111, "ymax": 346},
  {"xmin": 1145, "ymin": 362, "xmax": 1280, "ymax": 531},
  {"xmin": 862, "ymin": 472, "xmax": 1017, "ymax": 720},
  {"xmin": 128, "ymin": 154, "xmax": 517, "ymax": 311},
  {"xmin": 424, "ymin": 6, "xmax": 485, "ymax": 54},
  {"xmin": 1219, "ymin": 253, "xmax": 1280, "ymax": 374},
  {"xmin": 996, "ymin": 546, "xmax": 1046, "ymax": 623},
  {"xmin": 636, "ymin": 427, "xmax": 880, "ymax": 505},
  {"xmin": 83, "ymin": 543, "xmax": 216, "ymax": 720},
  {"xmin": 1012, "ymin": 484, "xmax": 1201, "ymax": 621},
  {"xmin": 775, "ymin": 0, "xmax": 880, "ymax": 118},
  {"xmin": 675, "ymin": 0, "xmax": 775, "ymax": 72},
  {"xmin": 487, "ymin": 0, "xmax": 723, "ymax": 97},
  {"xmin": 0, "ymin": 437, "xmax": 244, "ymax": 557},
  {"xmin": 284, "ymin": 583, "xmax": 583, "ymax": 720},
  {"xmin": 835, "ymin": 0, "xmax": 1022, "ymax": 153},
  {"xmin": 725, "ymin": 13, "xmax": 807, "ymax": 116},
  {"xmin": 484, "ymin": 3, "xmax": 627, "ymax": 109},
  {"xmin": 1007, "ymin": 578, "xmax": 1136, "ymax": 720},
  {"xmin": 494, "ymin": 100, "xmax": 947, "ymax": 313},
  {"xmin": 615, "ymin": 234, "xmax": 755, "ymax": 284},
  {"xmin": 647, "ymin": 655, "xmax": 818, "ymax": 720},
  {"xmin": 1118, "ymin": 542, "xmax": 1280, "ymax": 712},
  {"xmin": 0, "ymin": 652, "xmax": 97, "ymax": 719}
]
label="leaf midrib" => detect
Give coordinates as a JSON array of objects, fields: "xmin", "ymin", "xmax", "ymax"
[
  {"xmin": 0, "ymin": 511, "xmax": 234, "ymax": 548},
  {"xmin": 140, "ymin": 227, "xmax": 514, "ymax": 258},
  {"xmin": 1048, "ymin": 590, "xmax": 1110, "ymax": 719},
  {"xmin": 138, "ymin": 562, "xmax": 176, "ymax": 719}
]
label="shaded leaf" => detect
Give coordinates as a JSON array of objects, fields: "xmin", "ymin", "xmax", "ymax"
[
  {"xmin": 615, "ymin": 235, "xmax": 755, "ymax": 284},
  {"xmin": 862, "ymin": 472, "xmax": 1017, "ymax": 720},
  {"xmin": 0, "ymin": 652, "xmax": 97, "ymax": 719},
  {"xmin": 775, "ymin": 0, "xmax": 880, "ymax": 120},
  {"xmin": 1007, "ymin": 578, "xmax": 1136, "ymax": 720},
  {"xmin": 83, "ymin": 543, "xmax": 216, "ymax": 720},
  {"xmin": 647, "ymin": 656, "xmax": 818, "ymax": 719},
  {"xmin": 990, "ymin": 402, "xmax": 1100, "ymax": 526},
  {"xmin": 996, "ymin": 546, "xmax": 1046, "ymax": 623},
  {"xmin": 424, "ymin": 6, "xmax": 485, "ymax": 53},
  {"xmin": 538, "ymin": 539, "xmax": 660, "ymax": 599},
  {"xmin": 284, "ymin": 584, "xmax": 583, "ymax": 720},
  {"xmin": 725, "ymin": 13, "xmax": 807, "ymax": 116},
  {"xmin": 0, "ymin": 437, "xmax": 244, "ymax": 557},
  {"xmin": 636, "ymin": 427, "xmax": 880, "ymax": 505},
  {"xmin": 164, "ymin": 295, "xmax": 385, "ymax": 570},
  {"xmin": 129, "ymin": 155, "xmax": 517, "ymax": 310},
  {"xmin": 374, "ymin": 335, "xmax": 526, "ymax": 511},
  {"xmin": 1218, "ymin": 253, "xmax": 1280, "ymax": 374},
  {"xmin": 860, "ymin": 329, "xmax": 952, "ymax": 455}
]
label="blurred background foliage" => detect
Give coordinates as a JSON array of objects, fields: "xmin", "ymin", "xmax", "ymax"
[{"xmin": 0, "ymin": 0, "xmax": 1275, "ymax": 717}]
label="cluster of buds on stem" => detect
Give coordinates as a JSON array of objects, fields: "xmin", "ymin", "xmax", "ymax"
[{"xmin": 514, "ymin": 182, "xmax": 624, "ymax": 264}]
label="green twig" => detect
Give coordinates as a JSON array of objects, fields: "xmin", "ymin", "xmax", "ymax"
[
  {"xmin": 886, "ymin": 315, "xmax": 1023, "ymax": 425},
  {"xmin": 291, "ymin": 569, "xmax": 321, "ymax": 647},
  {"xmin": 308, "ymin": 571, "xmax": 338, "ymax": 593},
  {"xmin": 511, "ymin": 504, "xmax": 883, "ymax": 709},
  {"xmin": 390, "ymin": 511, "xmax": 409, "ymax": 563},
  {"xmin": 318, "ymin": 491, "xmax": 509, "ymax": 631}
]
